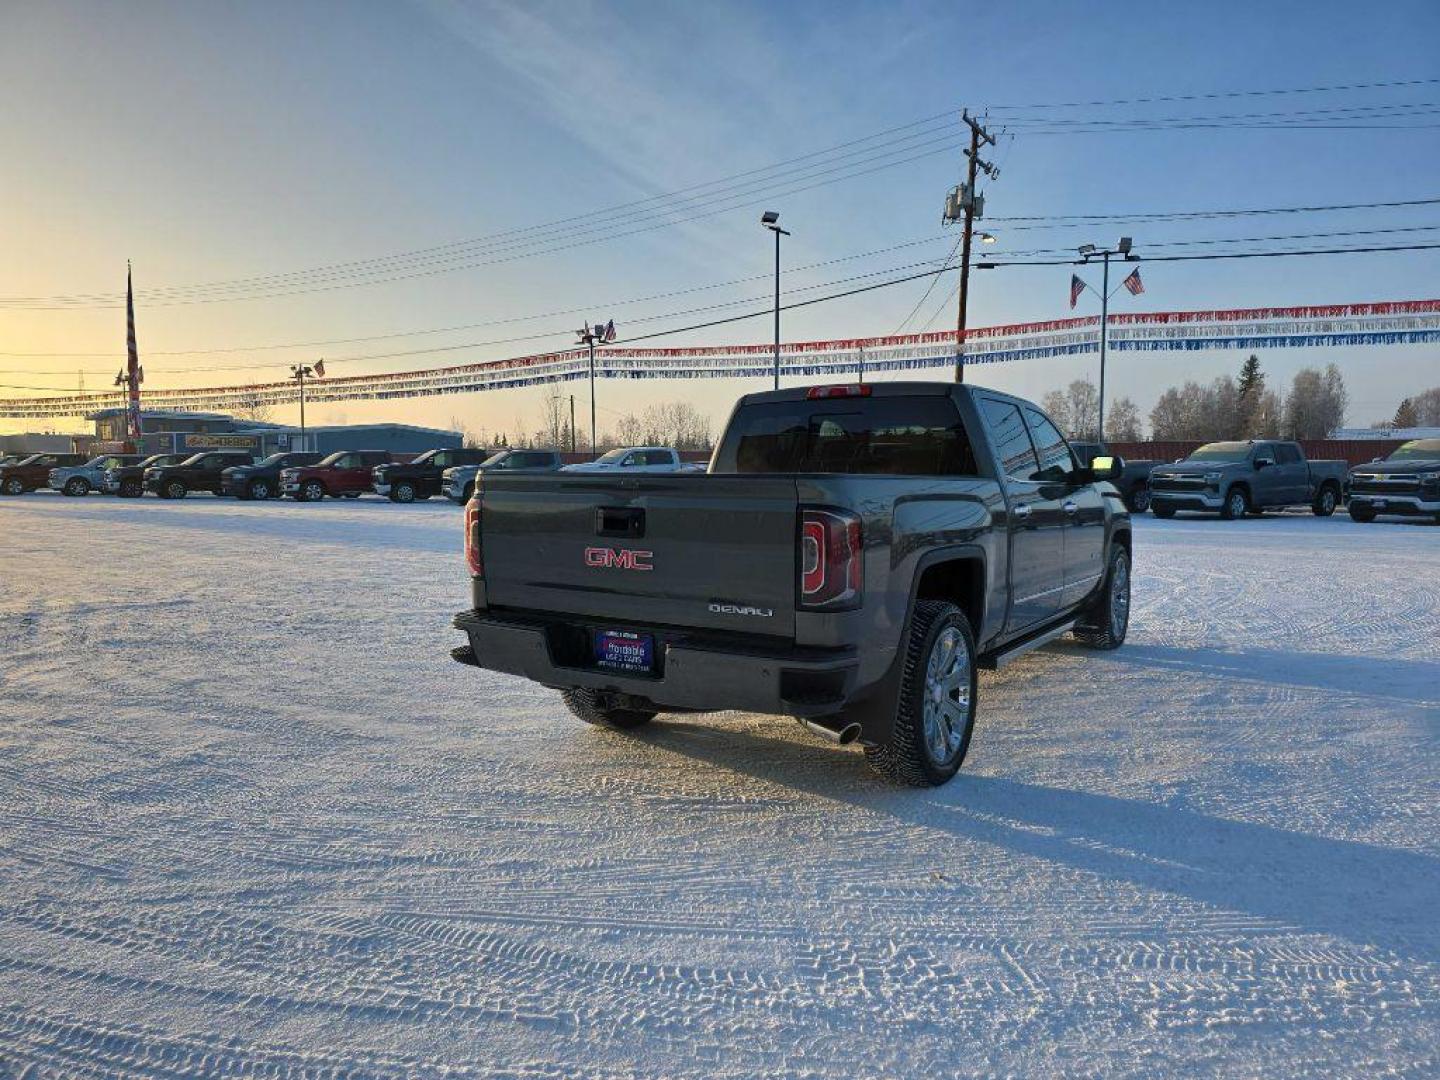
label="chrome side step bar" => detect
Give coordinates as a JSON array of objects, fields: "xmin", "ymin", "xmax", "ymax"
[{"xmin": 980, "ymin": 619, "xmax": 1076, "ymax": 671}]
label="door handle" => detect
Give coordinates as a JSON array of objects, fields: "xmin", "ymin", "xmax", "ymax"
[
  {"xmin": 1063, "ymin": 500, "xmax": 1079, "ymax": 515},
  {"xmin": 1012, "ymin": 503, "xmax": 1032, "ymax": 520}
]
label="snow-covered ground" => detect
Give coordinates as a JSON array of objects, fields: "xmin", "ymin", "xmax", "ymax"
[{"xmin": 1, "ymin": 494, "xmax": 1435, "ymax": 1078}]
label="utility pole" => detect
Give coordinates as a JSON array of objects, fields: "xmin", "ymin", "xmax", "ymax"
[
  {"xmin": 1076, "ymin": 238, "xmax": 1141, "ymax": 438},
  {"xmin": 569, "ymin": 394, "xmax": 577, "ymax": 452},
  {"xmin": 944, "ymin": 111, "xmax": 997, "ymax": 383}
]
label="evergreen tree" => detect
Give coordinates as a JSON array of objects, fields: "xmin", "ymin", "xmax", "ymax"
[
  {"xmin": 1392, "ymin": 397, "xmax": 1419, "ymax": 429},
  {"xmin": 1237, "ymin": 355, "xmax": 1264, "ymax": 400}
]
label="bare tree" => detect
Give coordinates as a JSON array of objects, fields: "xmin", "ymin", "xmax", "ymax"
[
  {"xmin": 1411, "ymin": 386, "xmax": 1440, "ymax": 426},
  {"xmin": 1104, "ymin": 397, "xmax": 1143, "ymax": 441},
  {"xmin": 1041, "ymin": 378, "xmax": 1100, "ymax": 440},
  {"xmin": 1283, "ymin": 363, "xmax": 1347, "ymax": 439},
  {"xmin": 230, "ymin": 393, "xmax": 274, "ymax": 424},
  {"xmin": 614, "ymin": 412, "xmax": 645, "ymax": 446}
]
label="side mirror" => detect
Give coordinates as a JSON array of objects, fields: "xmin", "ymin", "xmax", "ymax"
[
  {"xmin": 1089, "ymin": 454, "xmax": 1124, "ymax": 481},
  {"xmin": 1255, "ymin": 457, "xmax": 1273, "ymax": 470},
  {"xmin": 1371, "ymin": 456, "xmax": 1383, "ymax": 463}
]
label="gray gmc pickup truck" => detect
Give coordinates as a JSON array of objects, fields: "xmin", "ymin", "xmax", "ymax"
[
  {"xmin": 451, "ymin": 382, "xmax": 1132, "ymax": 786},
  {"xmin": 1149, "ymin": 440, "xmax": 1347, "ymax": 519}
]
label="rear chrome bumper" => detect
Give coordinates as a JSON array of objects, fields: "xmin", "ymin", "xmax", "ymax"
[{"xmin": 452, "ymin": 609, "xmax": 859, "ymax": 718}]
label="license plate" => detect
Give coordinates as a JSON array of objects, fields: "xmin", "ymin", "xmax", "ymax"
[{"xmin": 593, "ymin": 629, "xmax": 654, "ymax": 673}]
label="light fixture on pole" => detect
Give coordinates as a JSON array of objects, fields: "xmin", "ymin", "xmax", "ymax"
[
  {"xmin": 1075, "ymin": 238, "xmax": 1142, "ymax": 438},
  {"xmin": 576, "ymin": 320, "xmax": 615, "ymax": 454},
  {"xmin": 761, "ymin": 210, "xmax": 790, "ymax": 390},
  {"xmin": 289, "ymin": 364, "xmax": 314, "ymax": 449}
]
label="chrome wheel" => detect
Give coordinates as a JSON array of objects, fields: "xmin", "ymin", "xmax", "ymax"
[
  {"xmin": 921, "ymin": 625, "xmax": 972, "ymax": 767},
  {"xmin": 1109, "ymin": 553, "xmax": 1131, "ymax": 640},
  {"xmin": 1130, "ymin": 486, "xmax": 1151, "ymax": 513},
  {"xmin": 250, "ymin": 480, "xmax": 270, "ymax": 500},
  {"xmin": 1226, "ymin": 490, "xmax": 1246, "ymax": 518},
  {"xmin": 303, "ymin": 481, "xmax": 325, "ymax": 502}
]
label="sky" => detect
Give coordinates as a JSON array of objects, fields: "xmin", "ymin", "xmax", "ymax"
[{"xmin": 2, "ymin": 0, "xmax": 1438, "ymax": 441}]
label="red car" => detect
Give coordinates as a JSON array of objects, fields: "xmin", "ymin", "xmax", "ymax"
[
  {"xmin": 280, "ymin": 450, "xmax": 394, "ymax": 501},
  {"xmin": 0, "ymin": 452, "xmax": 88, "ymax": 495}
]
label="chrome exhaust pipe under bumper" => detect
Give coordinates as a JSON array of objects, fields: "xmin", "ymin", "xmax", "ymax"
[{"xmin": 801, "ymin": 718, "xmax": 862, "ymax": 745}]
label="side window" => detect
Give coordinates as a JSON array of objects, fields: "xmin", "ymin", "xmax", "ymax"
[
  {"xmin": 621, "ymin": 454, "xmax": 638, "ymax": 467},
  {"xmin": 980, "ymin": 399, "xmax": 1040, "ymax": 483},
  {"xmin": 430, "ymin": 453, "xmax": 449, "ymax": 469},
  {"xmin": 334, "ymin": 454, "xmax": 356, "ymax": 469},
  {"xmin": 1023, "ymin": 409, "xmax": 1075, "ymax": 482},
  {"xmin": 1275, "ymin": 444, "xmax": 1300, "ymax": 465}
]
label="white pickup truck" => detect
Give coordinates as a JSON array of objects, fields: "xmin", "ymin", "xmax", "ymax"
[{"xmin": 560, "ymin": 446, "xmax": 705, "ymax": 474}]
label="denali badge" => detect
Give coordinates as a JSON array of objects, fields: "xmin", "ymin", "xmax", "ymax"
[
  {"xmin": 709, "ymin": 602, "xmax": 774, "ymax": 618},
  {"xmin": 584, "ymin": 546, "xmax": 653, "ymax": 571}
]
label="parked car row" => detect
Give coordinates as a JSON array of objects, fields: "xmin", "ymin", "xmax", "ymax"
[{"xmin": 0, "ymin": 445, "xmax": 712, "ymax": 506}]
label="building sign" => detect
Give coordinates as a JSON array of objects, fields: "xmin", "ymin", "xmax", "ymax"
[{"xmin": 184, "ymin": 434, "xmax": 258, "ymax": 449}]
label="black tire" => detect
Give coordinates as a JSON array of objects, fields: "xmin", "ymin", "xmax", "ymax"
[
  {"xmin": 63, "ymin": 477, "xmax": 90, "ymax": 496},
  {"xmin": 119, "ymin": 479, "xmax": 142, "ymax": 498},
  {"xmin": 1074, "ymin": 546, "xmax": 1131, "ymax": 650},
  {"xmin": 164, "ymin": 480, "xmax": 188, "ymax": 500},
  {"xmin": 248, "ymin": 479, "xmax": 272, "ymax": 500},
  {"xmin": 462, "ymin": 483, "xmax": 475, "ymax": 503},
  {"xmin": 392, "ymin": 482, "xmax": 416, "ymax": 504},
  {"xmin": 1312, "ymin": 484, "xmax": 1339, "ymax": 517},
  {"xmin": 1, "ymin": 477, "xmax": 23, "ymax": 495},
  {"xmin": 1151, "ymin": 503, "xmax": 1176, "ymax": 519},
  {"xmin": 863, "ymin": 600, "xmax": 978, "ymax": 787},
  {"xmin": 1219, "ymin": 486, "xmax": 1249, "ymax": 520},
  {"xmin": 560, "ymin": 689, "xmax": 656, "ymax": 729},
  {"xmin": 1348, "ymin": 504, "xmax": 1376, "ymax": 523},
  {"xmin": 1126, "ymin": 485, "xmax": 1151, "ymax": 513},
  {"xmin": 300, "ymin": 480, "xmax": 326, "ymax": 503}
]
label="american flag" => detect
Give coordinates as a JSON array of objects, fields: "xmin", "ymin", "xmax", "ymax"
[
  {"xmin": 602, "ymin": 319, "xmax": 616, "ymax": 343},
  {"xmin": 1069, "ymin": 274, "xmax": 1086, "ymax": 310},
  {"xmin": 1122, "ymin": 268, "xmax": 1145, "ymax": 296},
  {"xmin": 313, "ymin": 358, "xmax": 326, "ymax": 377}
]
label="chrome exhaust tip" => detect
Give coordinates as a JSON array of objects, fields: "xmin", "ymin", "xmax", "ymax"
[{"xmin": 801, "ymin": 718, "xmax": 862, "ymax": 745}]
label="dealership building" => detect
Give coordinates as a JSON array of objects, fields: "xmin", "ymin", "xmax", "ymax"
[{"xmin": 83, "ymin": 408, "xmax": 462, "ymax": 457}]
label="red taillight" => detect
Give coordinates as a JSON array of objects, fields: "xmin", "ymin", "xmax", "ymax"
[
  {"xmin": 798, "ymin": 509, "xmax": 862, "ymax": 609},
  {"xmin": 464, "ymin": 501, "xmax": 482, "ymax": 577},
  {"xmin": 806, "ymin": 383, "xmax": 873, "ymax": 400}
]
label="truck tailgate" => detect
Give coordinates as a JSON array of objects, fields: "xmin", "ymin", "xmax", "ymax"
[{"xmin": 480, "ymin": 474, "xmax": 800, "ymax": 637}]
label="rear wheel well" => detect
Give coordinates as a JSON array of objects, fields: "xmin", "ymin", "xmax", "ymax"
[{"xmin": 914, "ymin": 558, "xmax": 984, "ymax": 639}]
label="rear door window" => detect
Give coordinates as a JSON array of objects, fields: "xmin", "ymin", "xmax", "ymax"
[
  {"xmin": 719, "ymin": 396, "xmax": 977, "ymax": 475},
  {"xmin": 980, "ymin": 399, "xmax": 1040, "ymax": 483},
  {"xmin": 1022, "ymin": 409, "xmax": 1076, "ymax": 482},
  {"xmin": 1276, "ymin": 444, "xmax": 1301, "ymax": 465}
]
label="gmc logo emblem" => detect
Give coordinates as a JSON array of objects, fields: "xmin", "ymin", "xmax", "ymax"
[{"xmin": 584, "ymin": 546, "xmax": 653, "ymax": 571}]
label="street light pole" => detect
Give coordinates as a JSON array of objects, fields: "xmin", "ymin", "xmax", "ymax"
[
  {"xmin": 1077, "ymin": 238, "xmax": 1139, "ymax": 439},
  {"xmin": 290, "ymin": 364, "xmax": 313, "ymax": 450},
  {"xmin": 576, "ymin": 321, "xmax": 614, "ymax": 454},
  {"xmin": 761, "ymin": 211, "xmax": 790, "ymax": 390}
]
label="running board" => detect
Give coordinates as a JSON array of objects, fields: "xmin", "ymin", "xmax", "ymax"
[{"xmin": 980, "ymin": 619, "xmax": 1076, "ymax": 671}]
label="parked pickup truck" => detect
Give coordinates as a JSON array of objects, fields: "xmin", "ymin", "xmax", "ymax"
[
  {"xmin": 373, "ymin": 447, "xmax": 491, "ymax": 503},
  {"xmin": 561, "ymin": 446, "xmax": 706, "ymax": 474},
  {"xmin": 1070, "ymin": 441, "xmax": 1159, "ymax": 513},
  {"xmin": 0, "ymin": 453, "xmax": 89, "ymax": 494},
  {"xmin": 48, "ymin": 454, "xmax": 144, "ymax": 496},
  {"xmin": 106, "ymin": 453, "xmax": 189, "ymax": 497},
  {"xmin": 1149, "ymin": 440, "xmax": 1347, "ymax": 519},
  {"xmin": 441, "ymin": 449, "xmax": 565, "ymax": 504},
  {"xmin": 451, "ymin": 382, "xmax": 1133, "ymax": 787},
  {"xmin": 1347, "ymin": 438, "xmax": 1440, "ymax": 523},
  {"xmin": 221, "ymin": 452, "xmax": 324, "ymax": 500},
  {"xmin": 281, "ymin": 450, "xmax": 393, "ymax": 501},
  {"xmin": 144, "ymin": 450, "xmax": 256, "ymax": 498}
]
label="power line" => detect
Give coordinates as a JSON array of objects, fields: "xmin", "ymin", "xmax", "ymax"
[
  {"xmin": 978, "ymin": 241, "xmax": 1440, "ymax": 268},
  {"xmin": 7, "ymin": 75, "xmax": 1438, "ymax": 307}
]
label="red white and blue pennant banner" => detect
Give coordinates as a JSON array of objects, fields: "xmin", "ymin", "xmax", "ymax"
[{"xmin": 3, "ymin": 299, "xmax": 1437, "ymax": 420}]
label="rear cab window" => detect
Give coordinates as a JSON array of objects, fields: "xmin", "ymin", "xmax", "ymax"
[{"xmin": 715, "ymin": 396, "xmax": 979, "ymax": 475}]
